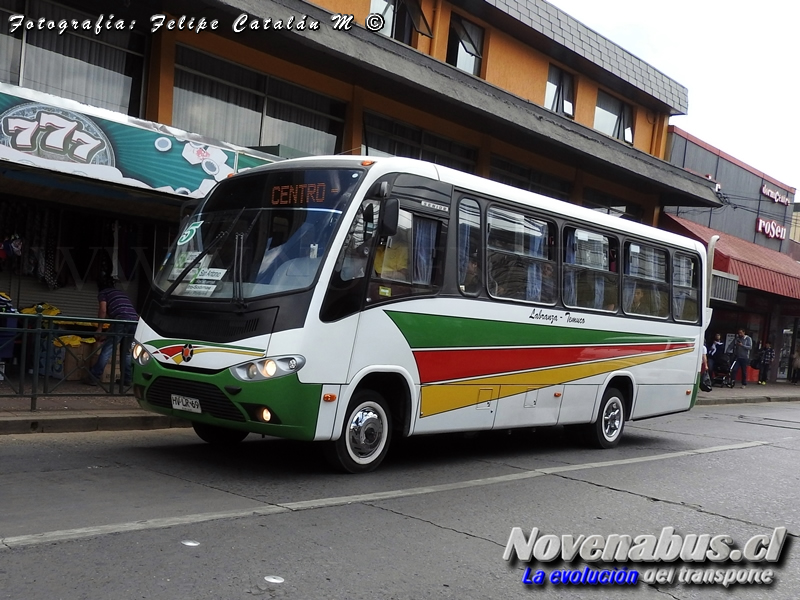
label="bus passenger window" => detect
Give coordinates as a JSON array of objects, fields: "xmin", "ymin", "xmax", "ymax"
[
  {"xmin": 487, "ymin": 206, "xmax": 556, "ymax": 304},
  {"xmin": 563, "ymin": 227, "xmax": 618, "ymax": 310},
  {"xmin": 623, "ymin": 242, "xmax": 669, "ymax": 318},
  {"xmin": 673, "ymin": 253, "xmax": 699, "ymax": 322},
  {"xmin": 458, "ymin": 199, "xmax": 483, "ymax": 296}
]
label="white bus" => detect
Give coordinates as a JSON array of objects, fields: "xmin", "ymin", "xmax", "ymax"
[{"xmin": 132, "ymin": 156, "xmax": 708, "ymax": 473}]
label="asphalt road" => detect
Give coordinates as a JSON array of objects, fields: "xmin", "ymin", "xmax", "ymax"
[{"xmin": 1, "ymin": 402, "xmax": 799, "ymax": 599}]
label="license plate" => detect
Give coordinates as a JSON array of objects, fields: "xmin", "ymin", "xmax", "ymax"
[{"xmin": 171, "ymin": 394, "xmax": 201, "ymax": 414}]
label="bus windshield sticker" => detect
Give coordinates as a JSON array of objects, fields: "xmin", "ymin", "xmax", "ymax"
[
  {"xmin": 183, "ymin": 284, "xmax": 217, "ymax": 297},
  {"xmin": 177, "ymin": 221, "xmax": 203, "ymax": 246},
  {"xmin": 174, "ymin": 251, "xmax": 201, "ymax": 269},
  {"xmin": 179, "ymin": 267, "xmax": 227, "ymax": 282}
]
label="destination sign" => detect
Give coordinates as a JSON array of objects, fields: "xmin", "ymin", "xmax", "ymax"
[{"xmin": 271, "ymin": 183, "xmax": 327, "ymax": 205}]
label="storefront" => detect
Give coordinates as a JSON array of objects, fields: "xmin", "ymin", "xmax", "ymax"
[
  {"xmin": 0, "ymin": 82, "xmax": 279, "ymax": 317},
  {"xmin": 664, "ymin": 214, "xmax": 800, "ymax": 381}
]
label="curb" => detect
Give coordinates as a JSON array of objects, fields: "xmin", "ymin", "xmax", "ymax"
[
  {"xmin": 0, "ymin": 411, "xmax": 191, "ymax": 435},
  {"xmin": 695, "ymin": 396, "xmax": 800, "ymax": 406}
]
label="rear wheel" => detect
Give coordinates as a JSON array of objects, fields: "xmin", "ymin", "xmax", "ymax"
[
  {"xmin": 325, "ymin": 390, "xmax": 392, "ymax": 474},
  {"xmin": 192, "ymin": 422, "xmax": 249, "ymax": 447},
  {"xmin": 587, "ymin": 387, "xmax": 625, "ymax": 449}
]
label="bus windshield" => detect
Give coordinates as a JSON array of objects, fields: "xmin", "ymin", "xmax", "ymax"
[{"xmin": 155, "ymin": 167, "xmax": 365, "ymax": 300}]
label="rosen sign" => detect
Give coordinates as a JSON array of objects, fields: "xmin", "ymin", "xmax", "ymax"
[{"xmin": 756, "ymin": 218, "xmax": 787, "ymax": 240}]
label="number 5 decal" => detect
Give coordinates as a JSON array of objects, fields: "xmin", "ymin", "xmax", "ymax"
[{"xmin": 177, "ymin": 221, "xmax": 203, "ymax": 246}]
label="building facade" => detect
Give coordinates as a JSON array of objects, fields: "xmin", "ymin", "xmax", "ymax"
[
  {"xmin": 664, "ymin": 127, "xmax": 798, "ymax": 381},
  {"xmin": 0, "ymin": 0, "xmax": 719, "ymax": 317}
]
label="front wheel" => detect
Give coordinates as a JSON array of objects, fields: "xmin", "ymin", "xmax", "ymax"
[
  {"xmin": 325, "ymin": 390, "xmax": 392, "ymax": 474},
  {"xmin": 192, "ymin": 422, "xmax": 249, "ymax": 447},
  {"xmin": 588, "ymin": 387, "xmax": 625, "ymax": 449}
]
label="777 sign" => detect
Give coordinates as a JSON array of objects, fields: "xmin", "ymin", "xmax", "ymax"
[{"xmin": 1, "ymin": 102, "xmax": 113, "ymax": 165}]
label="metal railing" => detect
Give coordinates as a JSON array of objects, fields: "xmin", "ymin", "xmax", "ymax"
[{"xmin": 0, "ymin": 306, "xmax": 136, "ymax": 410}]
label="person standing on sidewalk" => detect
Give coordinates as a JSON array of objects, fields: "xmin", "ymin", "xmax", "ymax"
[
  {"xmin": 707, "ymin": 333, "xmax": 724, "ymax": 377},
  {"xmin": 84, "ymin": 275, "xmax": 138, "ymax": 386},
  {"xmin": 732, "ymin": 329, "xmax": 752, "ymax": 388},
  {"xmin": 758, "ymin": 341, "xmax": 775, "ymax": 385},
  {"xmin": 792, "ymin": 347, "xmax": 800, "ymax": 385}
]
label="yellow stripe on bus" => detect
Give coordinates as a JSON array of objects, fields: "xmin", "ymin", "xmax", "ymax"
[{"xmin": 419, "ymin": 348, "xmax": 693, "ymax": 417}]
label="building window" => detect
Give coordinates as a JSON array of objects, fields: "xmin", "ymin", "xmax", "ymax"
[
  {"xmin": 489, "ymin": 155, "xmax": 572, "ymax": 201},
  {"xmin": 369, "ymin": 0, "xmax": 432, "ymax": 45},
  {"xmin": 362, "ymin": 111, "xmax": 477, "ymax": 173},
  {"xmin": 594, "ymin": 90, "xmax": 634, "ymax": 144},
  {"xmin": 583, "ymin": 188, "xmax": 643, "ymax": 222},
  {"xmin": 1, "ymin": 0, "xmax": 145, "ymax": 117},
  {"xmin": 173, "ymin": 46, "xmax": 345, "ymax": 155},
  {"xmin": 0, "ymin": 0, "xmax": 23, "ymax": 85},
  {"xmin": 544, "ymin": 65, "xmax": 574, "ymax": 118},
  {"xmin": 446, "ymin": 13, "xmax": 483, "ymax": 76}
]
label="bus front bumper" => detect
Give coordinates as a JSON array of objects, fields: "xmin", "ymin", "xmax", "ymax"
[{"xmin": 133, "ymin": 368, "xmax": 323, "ymax": 441}]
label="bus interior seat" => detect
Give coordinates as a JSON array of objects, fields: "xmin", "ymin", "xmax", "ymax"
[{"xmin": 269, "ymin": 257, "xmax": 321, "ymax": 289}]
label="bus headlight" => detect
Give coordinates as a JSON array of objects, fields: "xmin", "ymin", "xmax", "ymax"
[
  {"xmin": 247, "ymin": 364, "xmax": 259, "ymax": 379},
  {"xmin": 232, "ymin": 355, "xmax": 305, "ymax": 381},
  {"xmin": 260, "ymin": 359, "xmax": 277, "ymax": 378},
  {"xmin": 132, "ymin": 342, "xmax": 151, "ymax": 366}
]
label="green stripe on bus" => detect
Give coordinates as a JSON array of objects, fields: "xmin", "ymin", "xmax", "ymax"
[
  {"xmin": 386, "ymin": 311, "xmax": 693, "ymax": 349},
  {"xmin": 147, "ymin": 338, "xmax": 262, "ymax": 352}
]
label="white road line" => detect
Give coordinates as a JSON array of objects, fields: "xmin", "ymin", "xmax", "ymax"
[{"xmin": 1, "ymin": 440, "xmax": 768, "ymax": 550}]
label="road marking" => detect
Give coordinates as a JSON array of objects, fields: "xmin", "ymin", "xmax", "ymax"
[{"xmin": 0, "ymin": 440, "xmax": 768, "ymax": 549}]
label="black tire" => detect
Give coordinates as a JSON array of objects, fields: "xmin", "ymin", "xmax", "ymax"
[
  {"xmin": 325, "ymin": 390, "xmax": 392, "ymax": 474},
  {"xmin": 192, "ymin": 422, "xmax": 249, "ymax": 447},
  {"xmin": 588, "ymin": 387, "xmax": 625, "ymax": 449}
]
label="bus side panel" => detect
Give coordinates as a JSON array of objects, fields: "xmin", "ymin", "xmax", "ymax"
[
  {"xmin": 632, "ymin": 384, "xmax": 693, "ymax": 419},
  {"xmin": 556, "ymin": 385, "xmax": 600, "ymax": 425}
]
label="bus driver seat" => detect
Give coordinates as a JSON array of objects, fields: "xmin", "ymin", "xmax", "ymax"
[{"xmin": 269, "ymin": 257, "xmax": 321, "ymax": 290}]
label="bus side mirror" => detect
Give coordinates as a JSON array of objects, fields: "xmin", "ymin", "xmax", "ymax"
[{"xmin": 381, "ymin": 197, "xmax": 399, "ymax": 236}]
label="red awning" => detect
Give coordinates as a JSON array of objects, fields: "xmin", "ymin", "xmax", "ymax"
[{"xmin": 664, "ymin": 214, "xmax": 800, "ymax": 300}]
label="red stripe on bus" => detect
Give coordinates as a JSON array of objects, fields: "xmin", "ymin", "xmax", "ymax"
[{"xmin": 413, "ymin": 343, "xmax": 694, "ymax": 384}]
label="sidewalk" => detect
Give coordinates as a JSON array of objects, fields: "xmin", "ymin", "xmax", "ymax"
[
  {"xmin": 0, "ymin": 379, "xmax": 189, "ymax": 435},
  {"xmin": 0, "ymin": 379, "xmax": 798, "ymax": 436}
]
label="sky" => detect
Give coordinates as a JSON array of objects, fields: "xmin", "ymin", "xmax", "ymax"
[{"xmin": 545, "ymin": 0, "xmax": 799, "ymax": 191}]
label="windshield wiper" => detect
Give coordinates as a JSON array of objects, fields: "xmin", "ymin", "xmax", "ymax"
[
  {"xmin": 233, "ymin": 232, "xmax": 247, "ymax": 309},
  {"xmin": 161, "ymin": 208, "xmax": 245, "ymax": 302}
]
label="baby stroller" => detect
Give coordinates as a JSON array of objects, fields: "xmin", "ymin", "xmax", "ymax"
[{"xmin": 712, "ymin": 353, "xmax": 736, "ymax": 388}]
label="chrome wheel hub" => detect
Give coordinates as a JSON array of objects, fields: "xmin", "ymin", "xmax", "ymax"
[
  {"xmin": 347, "ymin": 406, "xmax": 384, "ymax": 459},
  {"xmin": 602, "ymin": 399, "xmax": 622, "ymax": 440}
]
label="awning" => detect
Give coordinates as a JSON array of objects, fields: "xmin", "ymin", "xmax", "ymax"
[{"xmin": 664, "ymin": 214, "xmax": 800, "ymax": 300}]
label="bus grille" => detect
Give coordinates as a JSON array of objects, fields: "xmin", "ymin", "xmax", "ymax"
[{"xmin": 146, "ymin": 377, "xmax": 247, "ymax": 422}]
